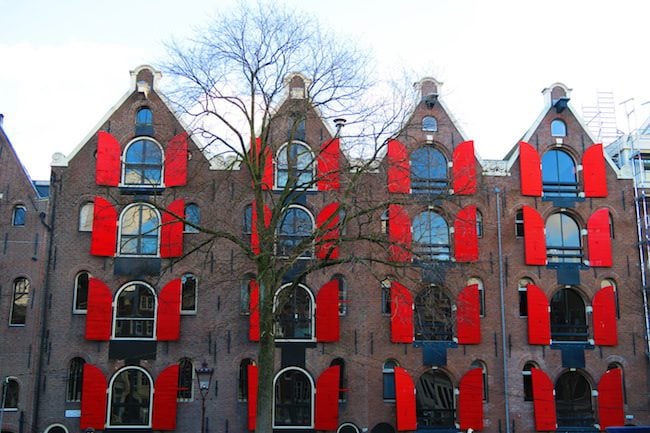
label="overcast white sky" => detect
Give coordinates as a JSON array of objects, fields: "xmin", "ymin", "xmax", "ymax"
[{"xmin": 1, "ymin": 0, "xmax": 649, "ymax": 180}]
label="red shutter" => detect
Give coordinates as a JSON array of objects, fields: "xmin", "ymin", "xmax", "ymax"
[
  {"xmin": 80, "ymin": 364, "xmax": 107, "ymax": 430},
  {"xmin": 317, "ymin": 138, "xmax": 340, "ymax": 191},
  {"xmin": 583, "ymin": 143, "xmax": 608, "ymax": 198},
  {"xmin": 95, "ymin": 131, "xmax": 121, "ymax": 186},
  {"xmin": 526, "ymin": 284, "xmax": 551, "ymax": 345},
  {"xmin": 388, "ymin": 204, "xmax": 412, "ymax": 263},
  {"xmin": 164, "ymin": 132, "xmax": 188, "ymax": 187},
  {"xmin": 90, "ymin": 196, "xmax": 117, "ymax": 257},
  {"xmin": 531, "ymin": 368, "xmax": 557, "ymax": 431},
  {"xmin": 152, "ymin": 364, "xmax": 180, "ymax": 430},
  {"xmin": 387, "ymin": 139, "xmax": 410, "ymax": 193},
  {"xmin": 587, "ymin": 208, "xmax": 613, "ymax": 267},
  {"xmin": 247, "ymin": 364, "xmax": 258, "ymax": 431},
  {"xmin": 156, "ymin": 279, "xmax": 181, "ymax": 341},
  {"xmin": 315, "ymin": 365, "xmax": 340, "ymax": 430},
  {"xmin": 457, "ymin": 284, "xmax": 481, "ymax": 344},
  {"xmin": 523, "ymin": 205, "xmax": 547, "ymax": 266},
  {"xmin": 251, "ymin": 201, "xmax": 271, "ymax": 255},
  {"xmin": 86, "ymin": 277, "xmax": 112, "ymax": 341},
  {"xmin": 454, "ymin": 205, "xmax": 478, "ymax": 262},
  {"xmin": 249, "ymin": 280, "xmax": 260, "ymax": 342},
  {"xmin": 598, "ymin": 368, "xmax": 625, "ymax": 430},
  {"xmin": 316, "ymin": 280, "xmax": 340, "ymax": 342},
  {"xmin": 458, "ymin": 368, "xmax": 484, "ymax": 430},
  {"xmin": 390, "ymin": 282, "xmax": 414, "ymax": 343},
  {"xmin": 452, "ymin": 140, "xmax": 476, "ymax": 195},
  {"xmin": 251, "ymin": 137, "xmax": 273, "ymax": 190},
  {"xmin": 519, "ymin": 141, "xmax": 542, "ymax": 196},
  {"xmin": 160, "ymin": 199, "xmax": 184, "ymax": 258},
  {"xmin": 593, "ymin": 285, "xmax": 618, "ymax": 346},
  {"xmin": 316, "ymin": 202, "xmax": 340, "ymax": 260},
  {"xmin": 394, "ymin": 367, "xmax": 417, "ymax": 431}
]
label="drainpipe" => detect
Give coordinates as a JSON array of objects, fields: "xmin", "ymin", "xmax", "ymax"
[{"xmin": 495, "ymin": 188, "xmax": 511, "ymax": 433}]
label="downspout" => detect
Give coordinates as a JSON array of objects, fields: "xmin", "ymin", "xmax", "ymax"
[{"xmin": 495, "ymin": 188, "xmax": 511, "ymax": 433}]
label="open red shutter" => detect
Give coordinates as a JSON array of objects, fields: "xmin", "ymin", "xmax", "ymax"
[
  {"xmin": 459, "ymin": 368, "xmax": 484, "ymax": 430},
  {"xmin": 318, "ymin": 138, "xmax": 340, "ymax": 191},
  {"xmin": 519, "ymin": 141, "xmax": 542, "ymax": 196},
  {"xmin": 315, "ymin": 365, "xmax": 340, "ymax": 430},
  {"xmin": 526, "ymin": 284, "xmax": 551, "ymax": 345},
  {"xmin": 457, "ymin": 284, "xmax": 480, "ymax": 344},
  {"xmin": 80, "ymin": 364, "xmax": 107, "ymax": 430},
  {"xmin": 152, "ymin": 364, "xmax": 180, "ymax": 430},
  {"xmin": 90, "ymin": 196, "xmax": 117, "ymax": 257},
  {"xmin": 583, "ymin": 143, "xmax": 608, "ymax": 197},
  {"xmin": 523, "ymin": 205, "xmax": 546, "ymax": 265},
  {"xmin": 96, "ymin": 131, "xmax": 121, "ymax": 186},
  {"xmin": 387, "ymin": 139, "xmax": 410, "ymax": 193},
  {"xmin": 452, "ymin": 140, "xmax": 476, "ymax": 195},
  {"xmin": 164, "ymin": 132, "xmax": 188, "ymax": 187},
  {"xmin": 593, "ymin": 285, "xmax": 618, "ymax": 346},
  {"xmin": 251, "ymin": 137, "xmax": 273, "ymax": 190},
  {"xmin": 454, "ymin": 205, "xmax": 478, "ymax": 262},
  {"xmin": 251, "ymin": 201, "xmax": 271, "ymax": 255},
  {"xmin": 86, "ymin": 277, "xmax": 112, "ymax": 341},
  {"xmin": 156, "ymin": 279, "xmax": 181, "ymax": 341},
  {"xmin": 588, "ymin": 208, "xmax": 612, "ymax": 267},
  {"xmin": 390, "ymin": 282, "xmax": 414, "ymax": 343},
  {"xmin": 160, "ymin": 199, "xmax": 184, "ymax": 258},
  {"xmin": 394, "ymin": 367, "xmax": 417, "ymax": 431},
  {"xmin": 531, "ymin": 368, "xmax": 557, "ymax": 431},
  {"xmin": 247, "ymin": 364, "xmax": 258, "ymax": 431},
  {"xmin": 316, "ymin": 202, "xmax": 340, "ymax": 260},
  {"xmin": 598, "ymin": 368, "xmax": 625, "ymax": 430},
  {"xmin": 316, "ymin": 280, "xmax": 340, "ymax": 342},
  {"xmin": 249, "ymin": 280, "xmax": 260, "ymax": 342},
  {"xmin": 388, "ymin": 204, "xmax": 412, "ymax": 263}
]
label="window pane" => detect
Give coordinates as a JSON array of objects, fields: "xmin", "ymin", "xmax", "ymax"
[
  {"xmin": 413, "ymin": 211, "xmax": 450, "ymax": 261},
  {"xmin": 551, "ymin": 119, "xmax": 567, "ymax": 137},
  {"xmin": 542, "ymin": 150, "xmax": 577, "ymax": 197},
  {"xmin": 275, "ymin": 286, "xmax": 312, "ymax": 340},
  {"xmin": 115, "ymin": 284, "xmax": 155, "ymax": 338},
  {"xmin": 274, "ymin": 370, "xmax": 312, "ymax": 427},
  {"xmin": 185, "ymin": 204, "xmax": 200, "ymax": 233},
  {"xmin": 124, "ymin": 140, "xmax": 162, "ymax": 186},
  {"xmin": 555, "ymin": 372, "xmax": 594, "ymax": 427},
  {"xmin": 75, "ymin": 272, "xmax": 90, "ymax": 311},
  {"xmin": 110, "ymin": 369, "xmax": 151, "ymax": 426},
  {"xmin": 67, "ymin": 358, "xmax": 85, "ymax": 402},
  {"xmin": 12, "ymin": 206, "xmax": 26, "ymax": 226},
  {"xmin": 181, "ymin": 274, "xmax": 197, "ymax": 312},
  {"xmin": 550, "ymin": 289, "xmax": 587, "ymax": 341},
  {"xmin": 411, "ymin": 147, "xmax": 448, "ymax": 193},
  {"xmin": 79, "ymin": 203, "xmax": 94, "ymax": 232},
  {"xmin": 10, "ymin": 278, "xmax": 30, "ymax": 325}
]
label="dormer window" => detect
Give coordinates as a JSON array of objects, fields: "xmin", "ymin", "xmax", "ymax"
[{"xmin": 123, "ymin": 139, "xmax": 163, "ymax": 186}]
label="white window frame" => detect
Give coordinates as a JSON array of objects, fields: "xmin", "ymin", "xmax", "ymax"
[
  {"xmin": 273, "ymin": 283, "xmax": 315, "ymax": 343},
  {"xmin": 120, "ymin": 137, "xmax": 164, "ymax": 188},
  {"xmin": 180, "ymin": 273, "xmax": 198, "ymax": 315},
  {"xmin": 272, "ymin": 366, "xmax": 315, "ymax": 429},
  {"xmin": 107, "ymin": 366, "xmax": 154, "ymax": 428},
  {"xmin": 117, "ymin": 203, "xmax": 161, "ymax": 257},
  {"xmin": 112, "ymin": 281, "xmax": 157, "ymax": 341},
  {"xmin": 274, "ymin": 141, "xmax": 316, "ymax": 191}
]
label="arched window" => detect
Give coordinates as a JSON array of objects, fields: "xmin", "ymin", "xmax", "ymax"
[
  {"xmin": 518, "ymin": 277, "xmax": 534, "ymax": 317},
  {"xmin": 330, "ymin": 358, "xmax": 346, "ymax": 402},
  {"xmin": 135, "ymin": 107, "xmax": 153, "ymax": 135},
  {"xmin": 416, "ymin": 370, "xmax": 455, "ymax": 427},
  {"xmin": 109, "ymin": 367, "xmax": 152, "ymax": 427},
  {"xmin": 601, "ymin": 278, "xmax": 620, "ymax": 318},
  {"xmin": 277, "ymin": 206, "xmax": 314, "ymax": 258},
  {"xmin": 44, "ymin": 425, "xmax": 69, "ymax": 433},
  {"xmin": 522, "ymin": 362, "xmax": 537, "ymax": 401},
  {"xmin": 550, "ymin": 288, "xmax": 587, "ymax": 341},
  {"xmin": 338, "ymin": 423, "xmax": 361, "ymax": 433},
  {"xmin": 422, "ymin": 116, "xmax": 438, "ymax": 132},
  {"xmin": 243, "ymin": 204, "xmax": 253, "ymax": 236},
  {"xmin": 471, "ymin": 360, "xmax": 488, "ymax": 401},
  {"xmin": 10, "ymin": 277, "xmax": 30, "ymax": 326},
  {"xmin": 515, "ymin": 209, "xmax": 524, "ymax": 238},
  {"xmin": 276, "ymin": 142, "xmax": 314, "ymax": 189},
  {"xmin": 113, "ymin": 282, "xmax": 156, "ymax": 339},
  {"xmin": 476, "ymin": 209, "xmax": 484, "ymax": 238},
  {"xmin": 274, "ymin": 284, "xmax": 314, "ymax": 341},
  {"xmin": 412, "ymin": 211, "xmax": 450, "ymax": 261},
  {"xmin": 542, "ymin": 149, "xmax": 577, "ymax": 197},
  {"xmin": 607, "ymin": 363, "xmax": 626, "ymax": 403},
  {"xmin": 184, "ymin": 203, "xmax": 200, "ymax": 233},
  {"xmin": 122, "ymin": 139, "xmax": 163, "ymax": 186},
  {"xmin": 119, "ymin": 203, "xmax": 160, "ymax": 256},
  {"xmin": 181, "ymin": 273, "xmax": 197, "ymax": 314},
  {"xmin": 2, "ymin": 378, "xmax": 19, "ymax": 409},
  {"xmin": 411, "ymin": 147, "xmax": 448, "ymax": 193},
  {"xmin": 370, "ymin": 423, "xmax": 396, "ymax": 433},
  {"xmin": 79, "ymin": 202, "xmax": 94, "ymax": 232},
  {"xmin": 66, "ymin": 357, "xmax": 85, "ymax": 402},
  {"xmin": 287, "ymin": 113, "xmax": 306, "ymax": 141},
  {"xmin": 177, "ymin": 358, "xmax": 193, "ymax": 402},
  {"xmin": 73, "ymin": 271, "xmax": 90, "ymax": 313},
  {"xmin": 551, "ymin": 119, "xmax": 567, "ymax": 137},
  {"xmin": 415, "ymin": 285, "xmax": 453, "ymax": 341},
  {"xmin": 555, "ymin": 371, "xmax": 594, "ymax": 428},
  {"xmin": 381, "ymin": 279, "xmax": 391, "ymax": 315},
  {"xmin": 546, "ymin": 212, "xmax": 582, "ymax": 263},
  {"xmin": 12, "ymin": 205, "xmax": 26, "ymax": 226},
  {"xmin": 238, "ymin": 358, "xmax": 255, "ymax": 401},
  {"xmin": 382, "ymin": 359, "xmax": 399, "ymax": 401},
  {"xmin": 333, "ymin": 274, "xmax": 347, "ymax": 316},
  {"xmin": 240, "ymin": 274, "xmax": 255, "ymax": 315},
  {"xmin": 467, "ymin": 277, "xmax": 485, "ymax": 317},
  {"xmin": 273, "ymin": 367, "xmax": 313, "ymax": 428}
]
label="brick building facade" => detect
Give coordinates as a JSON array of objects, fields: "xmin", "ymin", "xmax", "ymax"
[{"xmin": 1, "ymin": 66, "xmax": 648, "ymax": 433}]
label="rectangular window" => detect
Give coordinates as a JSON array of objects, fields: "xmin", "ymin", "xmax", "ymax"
[
  {"xmin": 10, "ymin": 279, "xmax": 30, "ymax": 326},
  {"xmin": 519, "ymin": 288, "xmax": 528, "ymax": 317}
]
